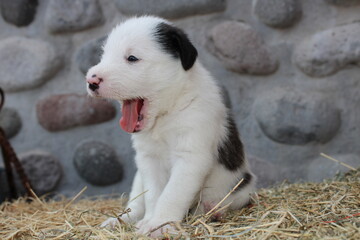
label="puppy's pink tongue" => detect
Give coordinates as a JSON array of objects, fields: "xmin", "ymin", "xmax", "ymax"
[{"xmin": 120, "ymin": 99, "xmax": 142, "ymax": 133}]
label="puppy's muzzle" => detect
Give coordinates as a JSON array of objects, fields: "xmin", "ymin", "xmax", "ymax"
[
  {"xmin": 89, "ymin": 83, "xmax": 99, "ymax": 91},
  {"xmin": 86, "ymin": 74, "xmax": 102, "ymax": 91}
]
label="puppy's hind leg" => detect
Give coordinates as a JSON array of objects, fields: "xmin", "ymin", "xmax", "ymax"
[
  {"xmin": 196, "ymin": 169, "xmax": 256, "ymax": 220},
  {"xmin": 101, "ymin": 171, "xmax": 145, "ymax": 228}
]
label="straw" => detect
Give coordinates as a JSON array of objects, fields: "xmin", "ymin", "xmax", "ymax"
[{"xmin": 1, "ymin": 169, "xmax": 359, "ymax": 240}]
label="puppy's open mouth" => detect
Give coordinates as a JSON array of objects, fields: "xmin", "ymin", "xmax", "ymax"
[{"xmin": 120, "ymin": 98, "xmax": 148, "ymax": 133}]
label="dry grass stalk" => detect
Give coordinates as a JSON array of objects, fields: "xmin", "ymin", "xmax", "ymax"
[
  {"xmin": 320, "ymin": 153, "xmax": 357, "ymax": 171},
  {"xmin": 1, "ymin": 169, "xmax": 359, "ymax": 240}
]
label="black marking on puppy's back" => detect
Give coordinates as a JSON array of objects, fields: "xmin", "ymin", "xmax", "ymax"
[
  {"xmin": 217, "ymin": 114, "xmax": 245, "ymax": 171},
  {"xmin": 233, "ymin": 172, "xmax": 253, "ymax": 193},
  {"xmin": 154, "ymin": 22, "xmax": 198, "ymax": 71}
]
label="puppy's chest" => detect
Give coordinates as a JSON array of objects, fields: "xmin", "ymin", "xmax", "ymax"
[{"xmin": 132, "ymin": 133, "xmax": 175, "ymax": 167}]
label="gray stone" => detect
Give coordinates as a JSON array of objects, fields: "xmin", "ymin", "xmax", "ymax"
[
  {"xmin": 324, "ymin": 0, "xmax": 360, "ymax": 7},
  {"xmin": 307, "ymin": 154, "xmax": 360, "ymax": 182},
  {"xmin": 19, "ymin": 150, "xmax": 62, "ymax": 195},
  {"xmin": 76, "ymin": 36, "xmax": 107, "ymax": 75},
  {"xmin": 45, "ymin": 0, "xmax": 104, "ymax": 33},
  {"xmin": 254, "ymin": 0, "xmax": 302, "ymax": 28},
  {"xmin": 208, "ymin": 21, "xmax": 278, "ymax": 75},
  {"xmin": 0, "ymin": 37, "xmax": 62, "ymax": 92},
  {"xmin": 247, "ymin": 155, "xmax": 279, "ymax": 188},
  {"xmin": 0, "ymin": 107, "xmax": 22, "ymax": 139},
  {"xmin": 0, "ymin": 0, "xmax": 38, "ymax": 27},
  {"xmin": 36, "ymin": 94, "xmax": 116, "ymax": 132},
  {"xmin": 115, "ymin": 0, "xmax": 226, "ymax": 19},
  {"xmin": 73, "ymin": 139, "xmax": 123, "ymax": 186},
  {"xmin": 253, "ymin": 87, "xmax": 341, "ymax": 145},
  {"xmin": 294, "ymin": 22, "xmax": 360, "ymax": 77}
]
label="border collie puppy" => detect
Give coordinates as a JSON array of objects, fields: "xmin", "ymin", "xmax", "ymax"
[{"xmin": 86, "ymin": 16, "xmax": 256, "ymax": 237}]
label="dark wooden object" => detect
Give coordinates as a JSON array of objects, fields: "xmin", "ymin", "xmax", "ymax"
[{"xmin": 0, "ymin": 88, "xmax": 35, "ymax": 200}]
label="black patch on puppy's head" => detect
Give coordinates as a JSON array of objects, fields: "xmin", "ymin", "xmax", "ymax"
[{"xmin": 154, "ymin": 22, "xmax": 198, "ymax": 71}]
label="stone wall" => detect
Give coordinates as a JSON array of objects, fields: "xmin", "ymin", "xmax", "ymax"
[{"xmin": 1, "ymin": 0, "xmax": 360, "ymax": 200}]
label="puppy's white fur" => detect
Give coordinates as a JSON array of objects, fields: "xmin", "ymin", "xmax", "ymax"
[{"xmin": 86, "ymin": 16, "xmax": 255, "ymax": 236}]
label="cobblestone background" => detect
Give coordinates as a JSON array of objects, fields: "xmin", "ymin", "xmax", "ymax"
[{"xmin": 0, "ymin": 0, "xmax": 359, "ymax": 199}]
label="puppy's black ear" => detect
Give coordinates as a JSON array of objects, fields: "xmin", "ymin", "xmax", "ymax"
[{"xmin": 154, "ymin": 22, "xmax": 198, "ymax": 71}]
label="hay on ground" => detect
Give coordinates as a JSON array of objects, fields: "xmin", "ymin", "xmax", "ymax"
[{"xmin": 0, "ymin": 169, "xmax": 359, "ymax": 240}]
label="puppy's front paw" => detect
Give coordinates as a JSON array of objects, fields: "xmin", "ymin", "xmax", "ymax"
[
  {"xmin": 100, "ymin": 217, "xmax": 119, "ymax": 229},
  {"xmin": 136, "ymin": 220, "xmax": 177, "ymax": 237}
]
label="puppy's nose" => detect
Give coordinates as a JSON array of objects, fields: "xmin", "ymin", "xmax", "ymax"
[
  {"xmin": 86, "ymin": 74, "xmax": 103, "ymax": 91},
  {"xmin": 88, "ymin": 82, "xmax": 99, "ymax": 91}
]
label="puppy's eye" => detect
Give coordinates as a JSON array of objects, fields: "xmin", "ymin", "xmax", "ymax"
[{"xmin": 127, "ymin": 55, "xmax": 139, "ymax": 62}]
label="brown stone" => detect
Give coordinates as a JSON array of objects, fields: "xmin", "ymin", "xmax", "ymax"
[{"xmin": 36, "ymin": 94, "xmax": 116, "ymax": 131}]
